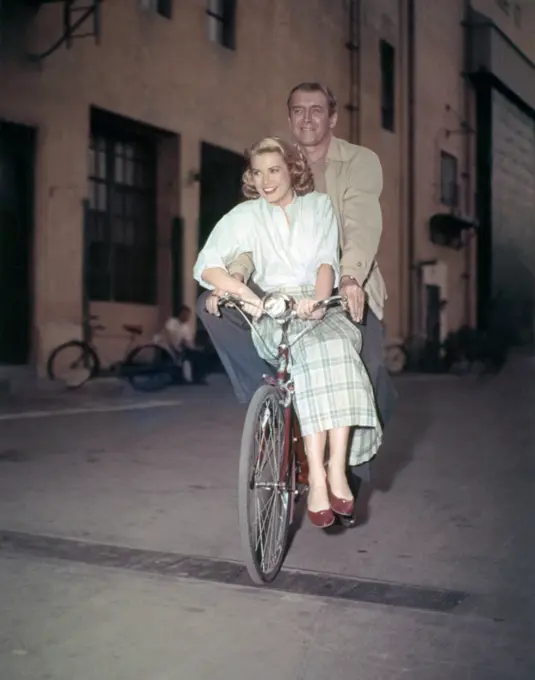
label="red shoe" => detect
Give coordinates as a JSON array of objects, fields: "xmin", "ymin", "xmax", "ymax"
[
  {"xmin": 327, "ymin": 485, "xmax": 355, "ymax": 517},
  {"xmin": 307, "ymin": 508, "xmax": 335, "ymax": 528}
]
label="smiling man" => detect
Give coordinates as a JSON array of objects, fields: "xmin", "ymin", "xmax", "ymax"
[{"xmin": 196, "ymin": 82, "xmax": 397, "ymax": 509}]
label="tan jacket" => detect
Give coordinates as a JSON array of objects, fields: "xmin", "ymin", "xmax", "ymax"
[{"xmin": 228, "ymin": 136, "xmax": 387, "ymax": 320}]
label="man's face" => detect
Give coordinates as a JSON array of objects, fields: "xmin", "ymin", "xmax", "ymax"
[{"xmin": 288, "ymin": 90, "xmax": 337, "ymax": 148}]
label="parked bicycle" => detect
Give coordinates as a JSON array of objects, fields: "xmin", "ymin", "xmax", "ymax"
[
  {"xmin": 46, "ymin": 314, "xmax": 178, "ymax": 392},
  {"xmin": 218, "ymin": 290, "xmax": 348, "ymax": 585}
]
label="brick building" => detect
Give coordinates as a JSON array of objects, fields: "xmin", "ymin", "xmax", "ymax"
[{"xmin": 0, "ymin": 0, "xmax": 534, "ymax": 380}]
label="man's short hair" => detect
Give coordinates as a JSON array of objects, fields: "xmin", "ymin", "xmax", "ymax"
[{"xmin": 287, "ymin": 82, "xmax": 337, "ymax": 116}]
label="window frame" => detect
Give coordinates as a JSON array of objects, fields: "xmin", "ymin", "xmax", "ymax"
[
  {"xmin": 439, "ymin": 150, "xmax": 459, "ymax": 209},
  {"xmin": 206, "ymin": 0, "xmax": 237, "ymax": 50},
  {"xmin": 87, "ymin": 124, "xmax": 157, "ymax": 306},
  {"xmin": 156, "ymin": 0, "xmax": 172, "ymax": 19}
]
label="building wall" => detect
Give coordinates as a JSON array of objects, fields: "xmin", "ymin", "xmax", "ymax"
[
  {"xmin": 358, "ymin": 0, "xmax": 405, "ymax": 343},
  {"xmin": 1, "ymin": 0, "xmax": 533, "ymax": 374},
  {"xmin": 412, "ymin": 0, "xmax": 477, "ymax": 340},
  {"xmin": 0, "ymin": 0, "xmax": 353, "ymax": 371},
  {"xmin": 358, "ymin": 0, "xmax": 477, "ymax": 343},
  {"xmin": 471, "ymin": 0, "xmax": 535, "ymax": 60}
]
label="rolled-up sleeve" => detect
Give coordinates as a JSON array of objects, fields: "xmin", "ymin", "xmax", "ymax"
[
  {"xmin": 193, "ymin": 209, "xmax": 251, "ymax": 290},
  {"xmin": 315, "ymin": 194, "xmax": 340, "ymax": 287}
]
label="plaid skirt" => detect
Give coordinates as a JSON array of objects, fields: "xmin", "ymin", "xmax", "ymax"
[{"xmin": 252, "ymin": 285, "xmax": 382, "ymax": 467}]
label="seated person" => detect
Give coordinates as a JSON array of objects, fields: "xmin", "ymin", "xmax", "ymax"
[
  {"xmin": 193, "ymin": 136, "xmax": 381, "ymax": 528},
  {"xmin": 157, "ymin": 306, "xmax": 206, "ymax": 384}
]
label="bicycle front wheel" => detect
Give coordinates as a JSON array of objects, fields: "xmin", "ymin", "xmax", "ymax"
[
  {"xmin": 46, "ymin": 340, "xmax": 99, "ymax": 389},
  {"xmin": 238, "ymin": 384, "xmax": 295, "ymax": 585}
]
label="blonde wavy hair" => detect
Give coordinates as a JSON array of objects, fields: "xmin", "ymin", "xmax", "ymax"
[{"xmin": 241, "ymin": 136, "xmax": 315, "ymax": 200}]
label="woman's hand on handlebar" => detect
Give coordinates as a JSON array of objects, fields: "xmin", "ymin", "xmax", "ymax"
[
  {"xmin": 215, "ymin": 286, "xmax": 263, "ymax": 319},
  {"xmin": 241, "ymin": 296, "xmax": 263, "ymax": 319},
  {"xmin": 295, "ymin": 299, "xmax": 326, "ymax": 321}
]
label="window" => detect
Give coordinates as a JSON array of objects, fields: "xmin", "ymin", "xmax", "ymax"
[
  {"xmin": 156, "ymin": 0, "xmax": 172, "ymax": 19},
  {"xmin": 138, "ymin": 0, "xmax": 172, "ymax": 19},
  {"xmin": 87, "ymin": 130, "xmax": 157, "ymax": 305},
  {"xmin": 440, "ymin": 151, "xmax": 459, "ymax": 208},
  {"xmin": 380, "ymin": 39, "xmax": 395, "ymax": 132},
  {"xmin": 207, "ymin": 0, "xmax": 237, "ymax": 50}
]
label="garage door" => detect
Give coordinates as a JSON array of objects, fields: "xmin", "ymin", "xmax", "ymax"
[{"xmin": 491, "ymin": 90, "xmax": 535, "ymax": 346}]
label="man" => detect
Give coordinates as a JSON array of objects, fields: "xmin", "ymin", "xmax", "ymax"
[{"xmin": 197, "ymin": 82, "xmax": 397, "ymax": 507}]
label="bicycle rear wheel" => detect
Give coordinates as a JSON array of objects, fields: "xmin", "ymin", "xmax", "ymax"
[
  {"xmin": 46, "ymin": 340, "xmax": 99, "ymax": 389},
  {"xmin": 124, "ymin": 343, "xmax": 175, "ymax": 392},
  {"xmin": 238, "ymin": 384, "xmax": 295, "ymax": 585}
]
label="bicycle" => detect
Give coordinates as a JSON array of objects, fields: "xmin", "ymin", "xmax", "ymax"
[
  {"xmin": 46, "ymin": 314, "xmax": 173, "ymax": 392},
  {"xmin": 218, "ymin": 290, "xmax": 346, "ymax": 585}
]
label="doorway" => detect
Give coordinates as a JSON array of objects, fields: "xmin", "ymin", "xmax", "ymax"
[
  {"xmin": 198, "ymin": 141, "xmax": 245, "ymax": 249},
  {"xmin": 196, "ymin": 142, "xmax": 245, "ymax": 367},
  {"xmin": 0, "ymin": 121, "xmax": 35, "ymax": 365}
]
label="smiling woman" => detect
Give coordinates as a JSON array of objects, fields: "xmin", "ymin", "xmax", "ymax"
[{"xmin": 241, "ymin": 137, "xmax": 314, "ymax": 208}]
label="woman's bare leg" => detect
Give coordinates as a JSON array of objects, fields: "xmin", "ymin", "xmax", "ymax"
[
  {"xmin": 303, "ymin": 431, "xmax": 329, "ymax": 512},
  {"xmin": 327, "ymin": 427, "xmax": 353, "ymax": 501}
]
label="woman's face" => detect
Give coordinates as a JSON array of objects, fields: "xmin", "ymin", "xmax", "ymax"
[{"xmin": 250, "ymin": 151, "xmax": 293, "ymax": 207}]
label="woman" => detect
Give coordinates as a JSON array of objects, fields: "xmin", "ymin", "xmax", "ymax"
[{"xmin": 193, "ymin": 137, "xmax": 381, "ymax": 528}]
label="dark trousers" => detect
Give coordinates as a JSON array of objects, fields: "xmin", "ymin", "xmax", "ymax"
[
  {"xmin": 182, "ymin": 348, "xmax": 206, "ymax": 384},
  {"xmin": 196, "ymin": 290, "xmax": 398, "ymax": 482}
]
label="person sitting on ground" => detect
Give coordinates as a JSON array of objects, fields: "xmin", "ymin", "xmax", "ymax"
[
  {"xmin": 193, "ymin": 136, "xmax": 382, "ymax": 528},
  {"xmin": 159, "ymin": 306, "xmax": 206, "ymax": 385}
]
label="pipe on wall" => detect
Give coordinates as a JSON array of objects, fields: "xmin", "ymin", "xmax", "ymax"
[
  {"xmin": 406, "ymin": 0, "xmax": 417, "ymax": 341},
  {"xmin": 345, "ymin": 0, "xmax": 361, "ymax": 143},
  {"xmin": 462, "ymin": 0, "xmax": 474, "ymax": 326}
]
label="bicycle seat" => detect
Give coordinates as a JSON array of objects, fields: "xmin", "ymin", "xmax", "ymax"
[{"xmin": 123, "ymin": 324, "xmax": 143, "ymax": 336}]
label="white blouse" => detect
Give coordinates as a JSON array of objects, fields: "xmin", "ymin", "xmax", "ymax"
[{"xmin": 193, "ymin": 191, "xmax": 340, "ymax": 292}]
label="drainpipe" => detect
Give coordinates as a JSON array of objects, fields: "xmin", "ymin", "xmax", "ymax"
[
  {"xmin": 345, "ymin": 0, "xmax": 361, "ymax": 143},
  {"xmin": 407, "ymin": 0, "xmax": 417, "ymax": 343},
  {"xmin": 462, "ymin": 0, "xmax": 473, "ymax": 326}
]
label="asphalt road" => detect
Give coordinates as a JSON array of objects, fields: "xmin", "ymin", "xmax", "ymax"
[{"xmin": 0, "ymin": 359, "xmax": 534, "ymax": 679}]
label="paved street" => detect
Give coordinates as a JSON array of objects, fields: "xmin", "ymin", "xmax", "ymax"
[{"xmin": 0, "ymin": 358, "xmax": 534, "ymax": 679}]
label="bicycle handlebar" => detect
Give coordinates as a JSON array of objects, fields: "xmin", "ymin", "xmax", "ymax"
[
  {"xmin": 310, "ymin": 294, "xmax": 345, "ymax": 312},
  {"xmin": 217, "ymin": 291, "xmax": 345, "ymax": 320},
  {"xmin": 216, "ymin": 291, "xmax": 347, "ymax": 360}
]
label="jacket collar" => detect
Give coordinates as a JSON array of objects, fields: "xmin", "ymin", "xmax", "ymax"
[{"xmin": 326, "ymin": 136, "xmax": 345, "ymax": 162}]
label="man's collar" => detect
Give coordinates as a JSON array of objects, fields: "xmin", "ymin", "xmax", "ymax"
[{"xmin": 326, "ymin": 136, "xmax": 344, "ymax": 161}]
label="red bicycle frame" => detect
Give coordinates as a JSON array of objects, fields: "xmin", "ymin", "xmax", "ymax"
[{"xmin": 264, "ymin": 341, "xmax": 308, "ymax": 495}]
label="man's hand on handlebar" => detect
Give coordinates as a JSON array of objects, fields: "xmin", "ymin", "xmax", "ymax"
[{"xmin": 339, "ymin": 276, "xmax": 365, "ymax": 324}]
